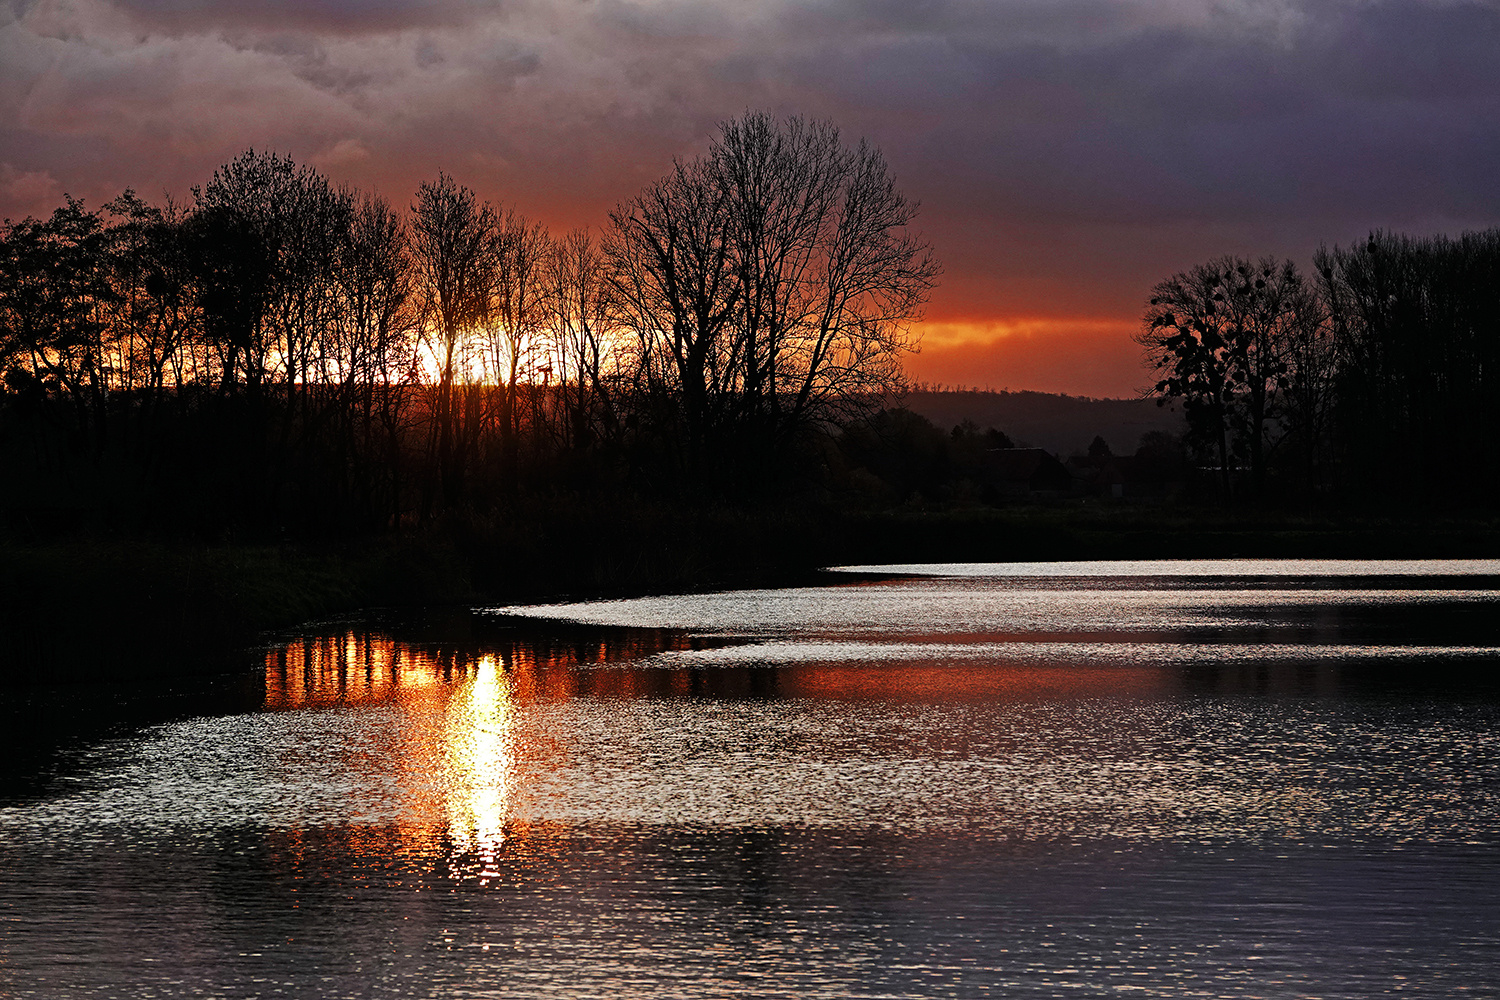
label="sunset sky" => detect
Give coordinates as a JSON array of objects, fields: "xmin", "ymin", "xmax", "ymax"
[{"xmin": 3, "ymin": 0, "xmax": 1498, "ymax": 397}]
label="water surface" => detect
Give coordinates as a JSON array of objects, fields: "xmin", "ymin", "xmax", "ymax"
[{"xmin": 3, "ymin": 559, "xmax": 1499, "ymax": 997}]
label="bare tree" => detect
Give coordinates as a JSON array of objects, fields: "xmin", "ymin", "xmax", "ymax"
[
  {"xmin": 544, "ymin": 228, "xmax": 621, "ymax": 452},
  {"xmin": 606, "ymin": 112, "xmax": 938, "ymax": 476},
  {"xmin": 606, "ymin": 154, "xmax": 740, "ymax": 466},
  {"xmin": 330, "ymin": 192, "xmax": 417, "ymax": 527},
  {"xmin": 714, "ymin": 113, "xmax": 938, "ymax": 447},
  {"xmin": 1315, "ymin": 229, "xmax": 1500, "ymax": 501},
  {"xmin": 0, "ymin": 118, "xmax": 944, "ymax": 529},
  {"xmin": 409, "ymin": 173, "xmax": 496, "ymax": 512},
  {"xmin": 191, "ymin": 150, "xmax": 349, "ymax": 405},
  {"xmin": 0, "ymin": 197, "xmax": 116, "ymax": 451},
  {"xmin": 485, "ymin": 209, "xmax": 550, "ymax": 477}
]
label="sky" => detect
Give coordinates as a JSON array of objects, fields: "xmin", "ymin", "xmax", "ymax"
[{"xmin": 3, "ymin": 0, "xmax": 1498, "ymax": 397}]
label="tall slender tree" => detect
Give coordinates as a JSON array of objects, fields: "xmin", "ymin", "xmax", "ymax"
[{"xmin": 409, "ymin": 173, "xmax": 496, "ymax": 512}]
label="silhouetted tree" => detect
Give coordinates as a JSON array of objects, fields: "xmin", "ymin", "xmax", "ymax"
[
  {"xmin": 2, "ymin": 116, "xmax": 948, "ymax": 534},
  {"xmin": 1138, "ymin": 255, "xmax": 1319, "ymax": 497},
  {"xmin": 714, "ymin": 114, "xmax": 938, "ymax": 451},
  {"xmin": 1133, "ymin": 430, "xmax": 1188, "ymax": 490},
  {"xmin": 485, "ymin": 208, "xmax": 550, "ymax": 483},
  {"xmin": 984, "ymin": 427, "xmax": 1014, "ymax": 450},
  {"xmin": 544, "ymin": 228, "xmax": 622, "ymax": 455},
  {"xmin": 835, "ymin": 408, "xmax": 951, "ymax": 503},
  {"xmin": 1087, "ymin": 435, "xmax": 1112, "ymax": 467},
  {"xmin": 1316, "ymin": 228, "xmax": 1500, "ymax": 502},
  {"xmin": 191, "ymin": 151, "xmax": 349, "ymax": 403},
  {"xmin": 608, "ymin": 112, "xmax": 938, "ymax": 483},
  {"xmin": 606, "ymin": 154, "xmax": 738, "ymax": 473},
  {"xmin": 0, "ymin": 198, "xmax": 116, "ymax": 452},
  {"xmin": 329, "ymin": 192, "xmax": 417, "ymax": 527},
  {"xmin": 410, "ymin": 173, "xmax": 497, "ymax": 513}
]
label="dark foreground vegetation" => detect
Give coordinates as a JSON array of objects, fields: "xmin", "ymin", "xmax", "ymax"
[{"xmin": 3, "ymin": 112, "xmax": 1499, "ymax": 682}]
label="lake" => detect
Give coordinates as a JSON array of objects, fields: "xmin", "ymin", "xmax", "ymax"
[{"xmin": 3, "ymin": 559, "xmax": 1500, "ymax": 997}]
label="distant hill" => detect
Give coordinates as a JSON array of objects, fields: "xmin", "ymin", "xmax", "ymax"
[{"xmin": 900, "ymin": 389, "xmax": 1186, "ymax": 458}]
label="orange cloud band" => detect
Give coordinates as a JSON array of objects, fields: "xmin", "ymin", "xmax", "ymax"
[{"xmin": 908, "ymin": 316, "xmax": 1146, "ymax": 399}]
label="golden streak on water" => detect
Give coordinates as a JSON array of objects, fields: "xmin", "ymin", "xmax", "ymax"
[
  {"xmin": 258, "ymin": 630, "xmax": 697, "ymax": 869},
  {"xmin": 445, "ymin": 655, "xmax": 516, "ymax": 879},
  {"xmin": 261, "ymin": 639, "xmax": 535, "ymax": 869}
]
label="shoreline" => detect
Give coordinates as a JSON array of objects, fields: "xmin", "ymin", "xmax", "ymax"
[{"xmin": 5, "ymin": 503, "xmax": 1500, "ymax": 685}]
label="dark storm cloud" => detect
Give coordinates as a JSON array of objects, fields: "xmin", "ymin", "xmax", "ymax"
[{"xmin": 763, "ymin": 0, "xmax": 1500, "ymax": 230}]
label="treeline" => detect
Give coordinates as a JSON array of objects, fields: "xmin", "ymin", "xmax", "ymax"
[
  {"xmin": 1138, "ymin": 230, "xmax": 1500, "ymax": 505},
  {"xmin": 0, "ymin": 113, "xmax": 938, "ymax": 536}
]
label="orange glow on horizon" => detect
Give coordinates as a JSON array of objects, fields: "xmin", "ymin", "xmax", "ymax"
[
  {"xmin": 402, "ymin": 313, "xmax": 1152, "ymax": 398},
  {"xmin": 908, "ymin": 314, "xmax": 1147, "ymax": 398}
]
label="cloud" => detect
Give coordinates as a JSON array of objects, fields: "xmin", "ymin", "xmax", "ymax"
[
  {"xmin": 312, "ymin": 136, "xmax": 372, "ymax": 171},
  {"xmin": 919, "ymin": 317, "xmax": 1138, "ymax": 349},
  {"xmin": 110, "ymin": 0, "xmax": 507, "ymax": 35},
  {"xmin": 0, "ymin": 162, "xmax": 62, "ymax": 220}
]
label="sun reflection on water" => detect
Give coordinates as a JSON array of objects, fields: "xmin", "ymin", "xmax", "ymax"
[
  {"xmin": 262, "ymin": 637, "xmax": 534, "ymax": 872},
  {"xmin": 258, "ymin": 625, "xmax": 709, "ymax": 871},
  {"xmin": 446, "ymin": 655, "xmax": 516, "ymax": 879}
]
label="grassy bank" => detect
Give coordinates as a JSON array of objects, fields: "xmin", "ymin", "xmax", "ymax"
[
  {"xmin": 5, "ymin": 500, "xmax": 1499, "ymax": 684},
  {"xmin": 0, "ymin": 533, "xmax": 472, "ymax": 683},
  {"xmin": 0, "ymin": 501, "xmax": 829, "ymax": 683}
]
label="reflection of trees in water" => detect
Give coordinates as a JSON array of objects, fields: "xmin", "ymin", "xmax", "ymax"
[
  {"xmin": 262, "ymin": 623, "xmax": 778, "ymax": 710},
  {"xmin": 1179, "ymin": 657, "xmax": 1500, "ymax": 700},
  {"xmin": 261, "ymin": 602, "xmax": 1500, "ymax": 715}
]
